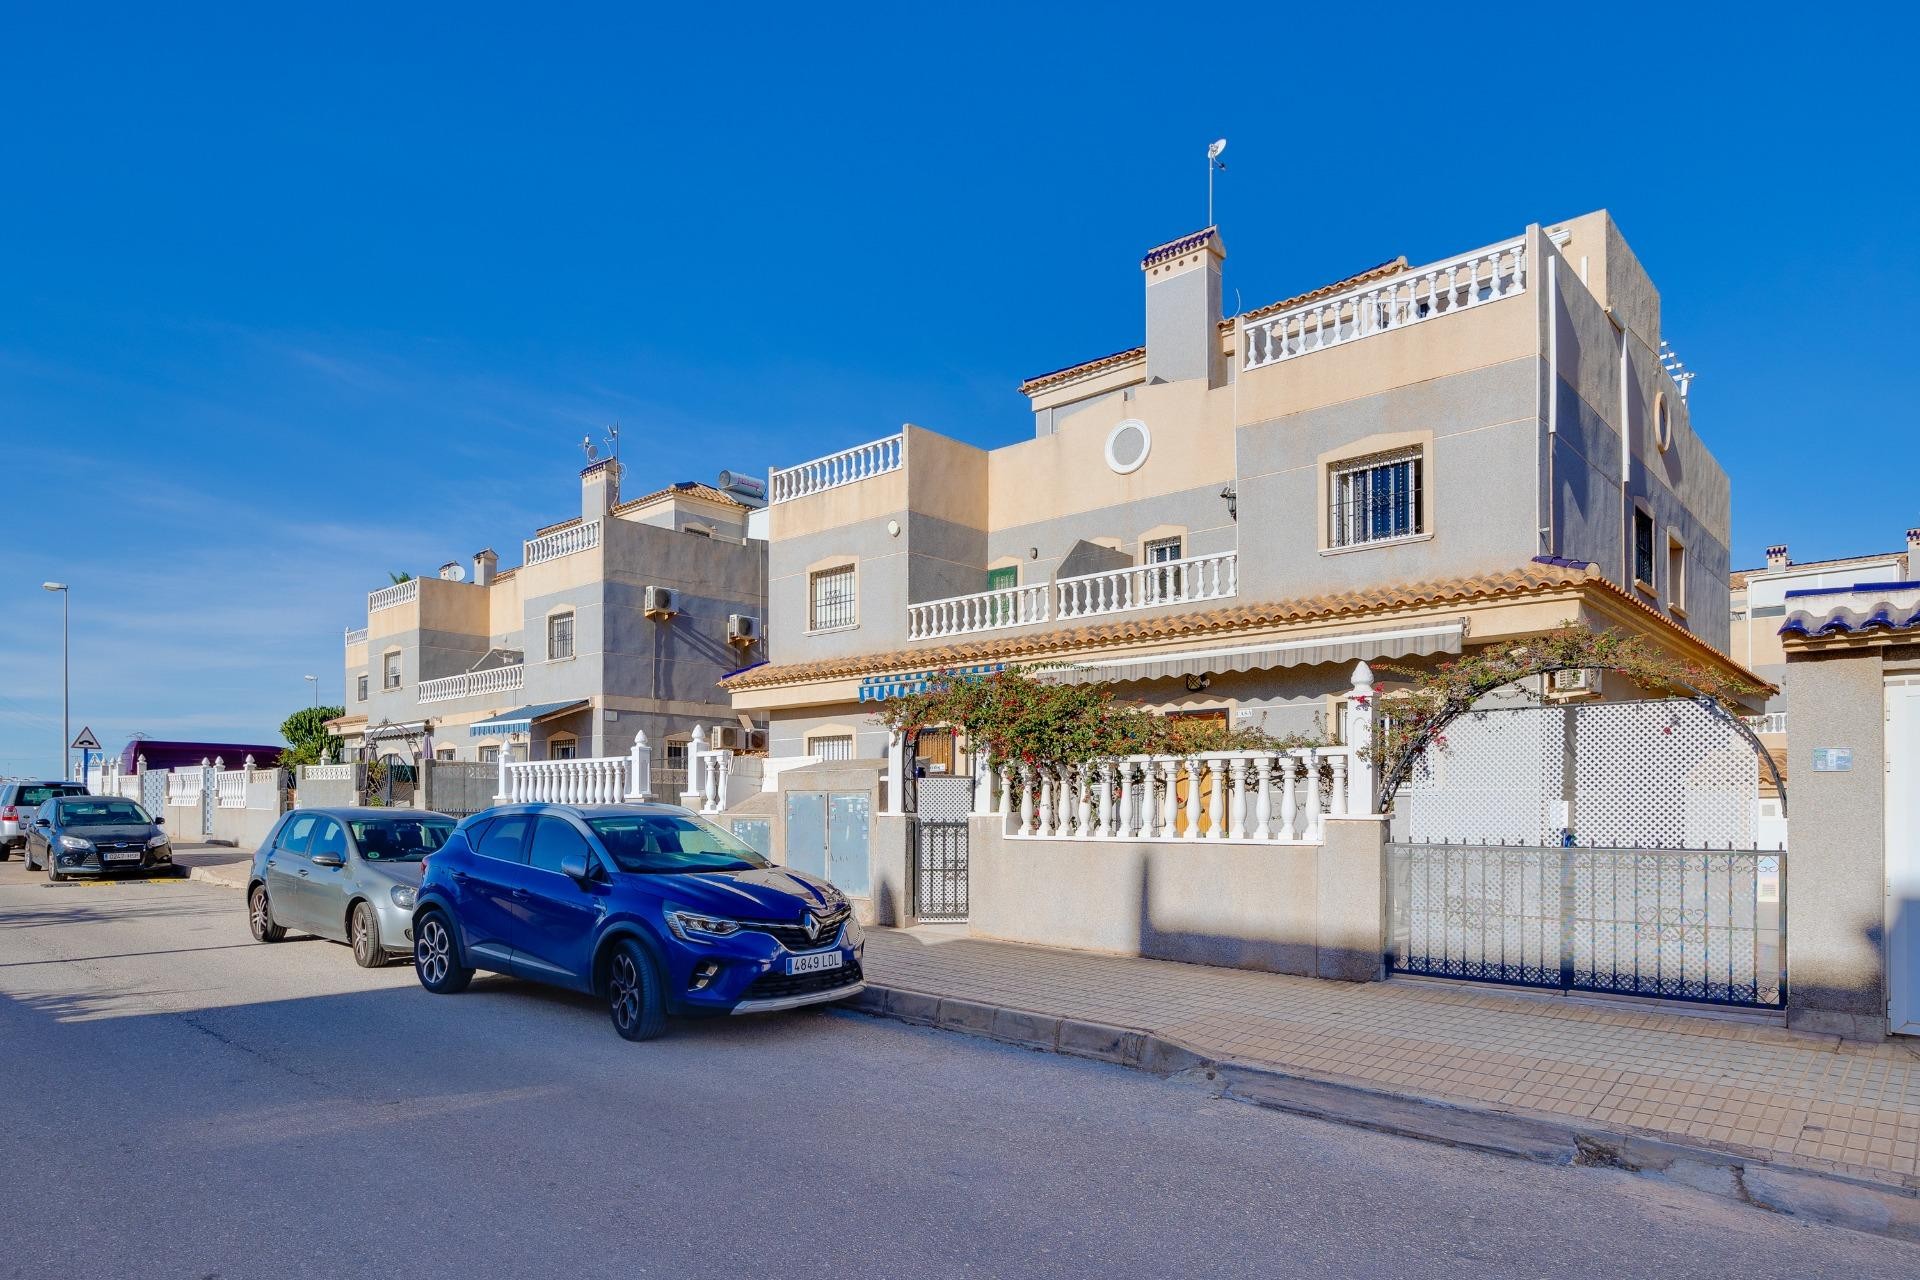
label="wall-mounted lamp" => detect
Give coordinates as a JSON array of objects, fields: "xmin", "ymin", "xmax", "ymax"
[{"xmin": 1220, "ymin": 485, "xmax": 1238, "ymax": 521}]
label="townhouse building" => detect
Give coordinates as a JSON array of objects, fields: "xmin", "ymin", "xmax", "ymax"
[
  {"xmin": 330, "ymin": 461, "xmax": 768, "ymax": 783},
  {"xmin": 726, "ymin": 210, "xmax": 1761, "ymax": 769}
]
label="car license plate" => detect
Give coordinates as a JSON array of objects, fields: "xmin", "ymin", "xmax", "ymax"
[
  {"xmin": 103, "ymin": 850, "xmax": 141, "ymax": 862},
  {"xmin": 787, "ymin": 951, "xmax": 843, "ymax": 976}
]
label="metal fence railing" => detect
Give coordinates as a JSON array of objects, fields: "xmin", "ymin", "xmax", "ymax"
[{"xmin": 1386, "ymin": 841, "xmax": 1785, "ymax": 1009}]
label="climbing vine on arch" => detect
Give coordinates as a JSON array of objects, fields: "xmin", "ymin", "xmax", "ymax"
[{"xmin": 1367, "ymin": 626, "xmax": 1768, "ymax": 812}]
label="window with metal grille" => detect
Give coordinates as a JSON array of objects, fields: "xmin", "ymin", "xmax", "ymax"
[
  {"xmin": 811, "ymin": 734, "xmax": 854, "ymax": 761},
  {"xmin": 548, "ymin": 737, "xmax": 577, "ymax": 761},
  {"xmin": 1634, "ymin": 508, "xmax": 1656, "ymax": 587},
  {"xmin": 1329, "ymin": 449, "xmax": 1423, "ymax": 547},
  {"xmin": 809, "ymin": 565, "xmax": 857, "ymax": 630},
  {"xmin": 383, "ymin": 652, "xmax": 402, "ymax": 690},
  {"xmin": 548, "ymin": 611, "xmax": 575, "ymax": 660},
  {"xmin": 357, "ymin": 674, "xmax": 369, "ymax": 702},
  {"xmin": 1144, "ymin": 535, "xmax": 1184, "ymax": 600}
]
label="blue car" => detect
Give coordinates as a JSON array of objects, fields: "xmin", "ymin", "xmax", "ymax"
[{"xmin": 410, "ymin": 802, "xmax": 865, "ymax": 1040}]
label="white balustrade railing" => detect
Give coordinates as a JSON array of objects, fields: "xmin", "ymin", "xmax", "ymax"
[
  {"xmin": 166, "ymin": 771, "xmax": 202, "ymax": 804},
  {"xmin": 769, "ymin": 433, "xmax": 903, "ymax": 504},
  {"xmin": 690, "ymin": 747, "xmax": 733, "ymax": 814},
  {"xmin": 1743, "ymin": 712, "xmax": 1787, "ymax": 735},
  {"xmin": 907, "ymin": 581, "xmax": 1052, "ymax": 640},
  {"xmin": 368, "ymin": 578, "xmax": 419, "ymax": 614},
  {"xmin": 216, "ymin": 770, "xmax": 248, "ymax": 809},
  {"xmin": 418, "ymin": 664, "xmax": 526, "ymax": 705},
  {"xmin": 301, "ymin": 763, "xmax": 353, "ymax": 782},
  {"xmin": 524, "ymin": 519, "xmax": 602, "ymax": 567},
  {"xmin": 1242, "ymin": 238, "xmax": 1528, "ymax": 371},
  {"xmin": 344, "ymin": 626, "xmax": 368, "ymax": 646},
  {"xmin": 1003, "ymin": 746, "xmax": 1358, "ymax": 845},
  {"xmin": 1055, "ymin": 551, "xmax": 1236, "ymax": 621},
  {"xmin": 494, "ymin": 734, "xmax": 654, "ymax": 804}
]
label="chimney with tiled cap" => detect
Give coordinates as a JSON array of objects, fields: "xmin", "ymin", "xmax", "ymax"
[
  {"xmin": 582, "ymin": 457, "xmax": 621, "ymax": 523},
  {"xmin": 1907, "ymin": 528, "xmax": 1920, "ymax": 574},
  {"xmin": 473, "ymin": 548, "xmax": 497, "ymax": 587},
  {"xmin": 1142, "ymin": 227, "xmax": 1226, "ymax": 388},
  {"xmin": 1765, "ymin": 544, "xmax": 1789, "ymax": 572}
]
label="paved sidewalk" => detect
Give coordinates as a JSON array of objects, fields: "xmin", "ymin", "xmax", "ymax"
[{"xmin": 864, "ymin": 928, "xmax": 1920, "ymax": 1191}]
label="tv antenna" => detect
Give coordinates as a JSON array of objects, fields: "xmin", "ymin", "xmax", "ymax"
[{"xmin": 1206, "ymin": 138, "xmax": 1227, "ymax": 226}]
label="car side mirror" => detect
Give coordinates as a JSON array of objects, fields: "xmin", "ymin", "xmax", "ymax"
[
  {"xmin": 34, "ymin": 817, "xmax": 50, "ymax": 828},
  {"xmin": 559, "ymin": 853, "xmax": 592, "ymax": 885},
  {"xmin": 153, "ymin": 815, "xmax": 165, "ymax": 825},
  {"xmin": 310, "ymin": 852, "xmax": 345, "ymax": 869}
]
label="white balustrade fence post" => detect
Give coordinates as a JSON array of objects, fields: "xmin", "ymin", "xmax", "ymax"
[
  {"xmin": 1038, "ymin": 767, "xmax": 1054, "ymax": 837},
  {"xmin": 998, "ymin": 764, "xmax": 1013, "ymax": 821},
  {"xmin": 628, "ymin": 732, "xmax": 653, "ymax": 801},
  {"xmin": 1330, "ymin": 752, "xmax": 1349, "ymax": 818},
  {"xmin": 1228, "ymin": 757, "xmax": 1248, "ymax": 840},
  {"xmin": 1183, "ymin": 757, "xmax": 1202, "ymax": 841},
  {"xmin": 1118, "ymin": 761, "xmax": 1135, "ymax": 838},
  {"xmin": 1139, "ymin": 758, "xmax": 1157, "ymax": 838},
  {"xmin": 1019, "ymin": 766, "xmax": 1034, "ymax": 835},
  {"xmin": 1208, "ymin": 757, "xmax": 1226, "ymax": 841},
  {"xmin": 884, "ymin": 728, "xmax": 904, "ymax": 816},
  {"xmin": 972, "ymin": 749, "xmax": 993, "ymax": 816},
  {"xmin": 1303, "ymin": 751, "xmax": 1324, "ymax": 842},
  {"xmin": 1345, "ymin": 660, "xmax": 1378, "ymax": 816},
  {"xmin": 1279, "ymin": 755, "xmax": 1299, "ymax": 840},
  {"xmin": 1097, "ymin": 762, "xmax": 1115, "ymax": 838}
]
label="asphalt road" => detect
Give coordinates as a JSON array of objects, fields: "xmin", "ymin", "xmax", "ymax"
[{"xmin": 1, "ymin": 859, "xmax": 1915, "ymax": 1279}]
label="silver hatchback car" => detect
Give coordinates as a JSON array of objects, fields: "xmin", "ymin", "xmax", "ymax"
[{"xmin": 247, "ymin": 807, "xmax": 456, "ymax": 966}]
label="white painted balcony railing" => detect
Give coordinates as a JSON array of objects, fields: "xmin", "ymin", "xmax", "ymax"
[
  {"xmin": 301, "ymin": 763, "xmax": 353, "ymax": 781},
  {"xmin": 344, "ymin": 626, "xmax": 368, "ymax": 647},
  {"xmin": 418, "ymin": 664, "xmax": 526, "ymax": 705},
  {"xmin": 368, "ymin": 578, "xmax": 419, "ymax": 614},
  {"xmin": 769, "ymin": 433, "xmax": 903, "ymax": 504},
  {"xmin": 494, "ymin": 735, "xmax": 654, "ymax": 804},
  {"xmin": 1056, "ymin": 550, "xmax": 1236, "ymax": 621},
  {"xmin": 1241, "ymin": 237, "xmax": 1527, "ymax": 371},
  {"xmin": 1744, "ymin": 712, "xmax": 1788, "ymax": 735},
  {"xmin": 907, "ymin": 581, "xmax": 1052, "ymax": 640},
  {"xmin": 524, "ymin": 518, "xmax": 602, "ymax": 567},
  {"xmin": 1003, "ymin": 746, "xmax": 1358, "ymax": 845},
  {"xmin": 215, "ymin": 770, "xmax": 248, "ymax": 809}
]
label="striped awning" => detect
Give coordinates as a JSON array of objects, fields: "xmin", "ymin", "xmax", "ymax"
[
  {"xmin": 858, "ymin": 663, "xmax": 1005, "ymax": 704},
  {"xmin": 469, "ymin": 700, "xmax": 588, "ymax": 738},
  {"xmin": 1044, "ymin": 621, "xmax": 1466, "ymax": 686}
]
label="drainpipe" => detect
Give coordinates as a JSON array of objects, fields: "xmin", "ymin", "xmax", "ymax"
[{"xmin": 1544, "ymin": 254, "xmax": 1558, "ymax": 558}]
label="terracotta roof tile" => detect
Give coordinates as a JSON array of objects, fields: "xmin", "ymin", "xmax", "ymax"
[
  {"xmin": 727, "ymin": 564, "xmax": 1591, "ymax": 691},
  {"xmin": 614, "ymin": 481, "xmax": 749, "ymax": 514}
]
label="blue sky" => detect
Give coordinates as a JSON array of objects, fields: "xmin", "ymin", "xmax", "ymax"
[{"xmin": 1, "ymin": 4, "xmax": 1914, "ymax": 775}]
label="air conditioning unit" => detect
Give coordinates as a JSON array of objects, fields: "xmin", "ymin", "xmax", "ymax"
[
  {"xmin": 643, "ymin": 586, "xmax": 677, "ymax": 619},
  {"xmin": 728, "ymin": 613, "xmax": 760, "ymax": 645},
  {"xmin": 709, "ymin": 725, "xmax": 769, "ymax": 752},
  {"xmin": 1548, "ymin": 668, "xmax": 1601, "ymax": 699}
]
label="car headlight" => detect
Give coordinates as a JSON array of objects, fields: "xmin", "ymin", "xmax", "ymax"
[
  {"xmin": 389, "ymin": 884, "xmax": 417, "ymax": 909},
  {"xmin": 665, "ymin": 910, "xmax": 744, "ymax": 943},
  {"xmin": 842, "ymin": 915, "xmax": 864, "ymax": 947},
  {"xmin": 146, "ymin": 833, "xmax": 170, "ymax": 849},
  {"xmin": 58, "ymin": 835, "xmax": 92, "ymax": 852}
]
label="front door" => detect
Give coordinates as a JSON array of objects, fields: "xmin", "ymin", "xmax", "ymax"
[
  {"xmin": 266, "ymin": 814, "xmax": 319, "ymax": 930},
  {"xmin": 299, "ymin": 817, "xmax": 351, "ymax": 939},
  {"xmin": 986, "ymin": 565, "xmax": 1018, "ymax": 626},
  {"xmin": 512, "ymin": 815, "xmax": 602, "ymax": 990},
  {"xmin": 1887, "ymin": 679, "xmax": 1920, "ymax": 1035}
]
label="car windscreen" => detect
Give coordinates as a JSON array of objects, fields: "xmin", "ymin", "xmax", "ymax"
[
  {"xmin": 348, "ymin": 818, "xmax": 456, "ymax": 861},
  {"xmin": 587, "ymin": 814, "xmax": 771, "ymax": 874},
  {"xmin": 56, "ymin": 799, "xmax": 151, "ymax": 826},
  {"xmin": 18, "ymin": 784, "xmax": 86, "ymax": 808}
]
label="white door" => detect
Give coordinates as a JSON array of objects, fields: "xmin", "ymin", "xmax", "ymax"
[{"xmin": 1886, "ymin": 679, "xmax": 1920, "ymax": 1035}]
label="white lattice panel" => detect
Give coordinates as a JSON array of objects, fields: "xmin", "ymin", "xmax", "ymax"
[
  {"xmin": 1404, "ymin": 706, "xmax": 1563, "ymax": 843},
  {"xmin": 1402, "ymin": 699, "xmax": 1762, "ymax": 848}
]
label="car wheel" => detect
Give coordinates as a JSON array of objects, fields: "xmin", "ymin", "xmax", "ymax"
[
  {"xmin": 606, "ymin": 939, "xmax": 666, "ymax": 1042},
  {"xmin": 349, "ymin": 901, "xmax": 383, "ymax": 968},
  {"xmin": 45, "ymin": 850, "xmax": 64, "ymax": 883},
  {"xmin": 19, "ymin": 844, "xmax": 32, "ymax": 871},
  {"xmin": 413, "ymin": 911, "xmax": 472, "ymax": 994},
  {"xmin": 248, "ymin": 885, "xmax": 287, "ymax": 943}
]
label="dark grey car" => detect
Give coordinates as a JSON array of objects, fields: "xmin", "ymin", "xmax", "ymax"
[
  {"xmin": 246, "ymin": 808, "xmax": 456, "ymax": 966},
  {"xmin": 21, "ymin": 796, "xmax": 172, "ymax": 880}
]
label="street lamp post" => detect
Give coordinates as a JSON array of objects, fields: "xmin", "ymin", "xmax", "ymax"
[
  {"xmin": 42, "ymin": 583, "xmax": 69, "ymax": 779},
  {"xmin": 304, "ymin": 674, "xmax": 319, "ymax": 707}
]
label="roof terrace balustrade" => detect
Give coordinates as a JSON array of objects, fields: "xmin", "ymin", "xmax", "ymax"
[
  {"xmin": 905, "ymin": 550, "xmax": 1238, "ymax": 641},
  {"xmin": 769, "ymin": 433, "xmax": 903, "ymax": 504}
]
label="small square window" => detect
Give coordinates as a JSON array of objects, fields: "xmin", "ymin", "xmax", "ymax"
[
  {"xmin": 1330, "ymin": 450, "xmax": 1423, "ymax": 548},
  {"xmin": 548, "ymin": 738, "xmax": 577, "ymax": 761},
  {"xmin": 383, "ymin": 652, "xmax": 402, "ymax": 690},
  {"xmin": 809, "ymin": 565, "xmax": 857, "ymax": 631},
  {"xmin": 548, "ymin": 611, "xmax": 575, "ymax": 661},
  {"xmin": 478, "ymin": 745, "xmax": 500, "ymax": 765}
]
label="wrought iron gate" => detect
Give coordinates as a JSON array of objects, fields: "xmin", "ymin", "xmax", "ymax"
[
  {"xmin": 910, "ymin": 775, "xmax": 971, "ymax": 923},
  {"xmin": 1386, "ymin": 840, "xmax": 1786, "ymax": 1008}
]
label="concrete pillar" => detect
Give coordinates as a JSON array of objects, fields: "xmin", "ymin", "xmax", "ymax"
[
  {"xmin": 627, "ymin": 732, "xmax": 653, "ymax": 801},
  {"xmin": 1785, "ymin": 649, "xmax": 1890, "ymax": 1038},
  {"xmin": 1316, "ymin": 815, "xmax": 1388, "ymax": 982},
  {"xmin": 884, "ymin": 727, "xmax": 905, "ymax": 815},
  {"xmin": 1344, "ymin": 661, "xmax": 1377, "ymax": 815}
]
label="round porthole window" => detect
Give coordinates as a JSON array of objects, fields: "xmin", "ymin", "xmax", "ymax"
[
  {"xmin": 1654, "ymin": 392, "xmax": 1673, "ymax": 453},
  {"xmin": 1105, "ymin": 419, "xmax": 1152, "ymax": 475}
]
